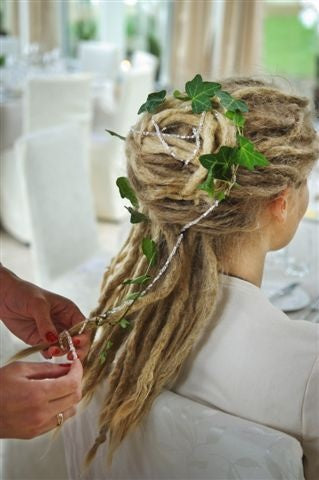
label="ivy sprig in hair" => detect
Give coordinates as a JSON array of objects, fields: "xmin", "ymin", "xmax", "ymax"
[{"xmin": 109, "ymin": 74, "xmax": 269, "ymax": 200}]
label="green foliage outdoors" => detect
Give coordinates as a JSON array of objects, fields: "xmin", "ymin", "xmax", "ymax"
[{"xmin": 263, "ymin": 14, "xmax": 317, "ymax": 78}]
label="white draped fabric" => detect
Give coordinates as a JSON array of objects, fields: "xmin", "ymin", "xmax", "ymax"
[
  {"xmin": 62, "ymin": 274, "xmax": 319, "ymax": 479},
  {"xmin": 63, "ymin": 389, "xmax": 304, "ymax": 480}
]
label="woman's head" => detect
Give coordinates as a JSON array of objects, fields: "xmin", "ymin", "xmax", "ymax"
[
  {"xmin": 83, "ymin": 78, "xmax": 318, "ymax": 463},
  {"xmin": 126, "ymin": 78, "xmax": 317, "ymax": 241}
]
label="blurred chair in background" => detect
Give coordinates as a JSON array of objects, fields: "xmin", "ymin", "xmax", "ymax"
[
  {"xmin": 0, "ymin": 73, "xmax": 92, "ymax": 243},
  {"xmin": 21, "ymin": 123, "xmax": 109, "ymax": 315},
  {"xmin": 78, "ymin": 41, "xmax": 120, "ymax": 83},
  {"xmin": 131, "ymin": 50, "xmax": 158, "ymax": 80},
  {"xmin": 0, "ymin": 36, "xmax": 20, "ymax": 57},
  {"xmin": 90, "ymin": 66, "xmax": 154, "ymax": 221},
  {"xmin": 23, "ymin": 73, "xmax": 92, "ymax": 135}
]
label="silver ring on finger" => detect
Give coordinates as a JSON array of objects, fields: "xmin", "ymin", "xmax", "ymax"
[{"xmin": 56, "ymin": 412, "xmax": 64, "ymax": 427}]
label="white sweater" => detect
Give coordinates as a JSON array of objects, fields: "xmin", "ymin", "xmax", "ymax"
[{"xmin": 173, "ymin": 274, "xmax": 319, "ymax": 480}]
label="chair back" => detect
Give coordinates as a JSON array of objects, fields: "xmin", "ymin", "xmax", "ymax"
[
  {"xmin": 63, "ymin": 389, "xmax": 304, "ymax": 480},
  {"xmin": 78, "ymin": 41, "xmax": 120, "ymax": 81},
  {"xmin": 0, "ymin": 36, "xmax": 20, "ymax": 57},
  {"xmin": 131, "ymin": 50, "xmax": 158, "ymax": 78},
  {"xmin": 21, "ymin": 123, "xmax": 99, "ymax": 285},
  {"xmin": 114, "ymin": 67, "xmax": 154, "ymax": 137},
  {"xmin": 23, "ymin": 73, "xmax": 92, "ymax": 136}
]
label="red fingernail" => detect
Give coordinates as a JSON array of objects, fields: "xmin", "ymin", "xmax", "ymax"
[
  {"xmin": 67, "ymin": 352, "xmax": 73, "ymax": 360},
  {"xmin": 73, "ymin": 339, "xmax": 80, "ymax": 347},
  {"xmin": 52, "ymin": 347, "xmax": 61, "ymax": 355},
  {"xmin": 45, "ymin": 332, "xmax": 58, "ymax": 343}
]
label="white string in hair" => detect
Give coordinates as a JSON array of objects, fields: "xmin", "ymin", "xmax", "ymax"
[
  {"xmin": 131, "ymin": 128, "xmax": 196, "ymax": 140},
  {"xmin": 147, "ymin": 112, "xmax": 206, "ymax": 166},
  {"xmin": 96, "ymin": 199, "xmax": 219, "ymax": 321},
  {"xmin": 77, "ymin": 112, "xmax": 214, "ymax": 328},
  {"xmin": 151, "ymin": 117, "xmax": 181, "ymax": 161},
  {"xmin": 141, "ymin": 198, "xmax": 218, "ymax": 296},
  {"xmin": 59, "ymin": 330, "xmax": 78, "ymax": 360},
  {"xmin": 184, "ymin": 112, "xmax": 205, "ymax": 166}
]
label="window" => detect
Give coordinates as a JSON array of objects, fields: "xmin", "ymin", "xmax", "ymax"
[{"xmin": 262, "ymin": 0, "xmax": 318, "ymax": 105}]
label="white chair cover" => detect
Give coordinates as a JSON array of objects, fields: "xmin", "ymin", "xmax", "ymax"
[
  {"xmin": 23, "ymin": 73, "xmax": 92, "ymax": 136},
  {"xmin": 21, "ymin": 123, "xmax": 98, "ymax": 282},
  {"xmin": 115, "ymin": 66, "xmax": 155, "ymax": 136},
  {"xmin": 78, "ymin": 41, "xmax": 120, "ymax": 82},
  {"xmin": 63, "ymin": 389, "xmax": 305, "ymax": 480},
  {"xmin": 0, "ymin": 98, "xmax": 22, "ymax": 152},
  {"xmin": 19, "ymin": 124, "xmax": 110, "ymax": 315},
  {"xmin": 0, "ymin": 74, "xmax": 92, "ymax": 243},
  {"xmin": 0, "ymin": 36, "xmax": 20, "ymax": 56},
  {"xmin": 131, "ymin": 50, "xmax": 158, "ymax": 78},
  {"xmin": 90, "ymin": 67, "xmax": 154, "ymax": 221}
]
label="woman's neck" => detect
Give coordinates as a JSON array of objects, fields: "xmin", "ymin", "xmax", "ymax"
[{"xmin": 220, "ymin": 236, "xmax": 268, "ymax": 287}]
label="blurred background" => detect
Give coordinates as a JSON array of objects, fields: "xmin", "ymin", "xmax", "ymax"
[
  {"xmin": 1, "ymin": 0, "xmax": 318, "ymax": 94},
  {"xmin": 0, "ymin": 2, "xmax": 318, "ymax": 479}
]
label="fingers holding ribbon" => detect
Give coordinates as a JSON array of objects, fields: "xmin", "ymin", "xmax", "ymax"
[{"xmin": 45, "ymin": 326, "xmax": 90, "ymax": 362}]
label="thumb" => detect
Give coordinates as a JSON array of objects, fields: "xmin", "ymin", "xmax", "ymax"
[
  {"xmin": 32, "ymin": 297, "xmax": 58, "ymax": 344},
  {"xmin": 22, "ymin": 361, "xmax": 71, "ymax": 380}
]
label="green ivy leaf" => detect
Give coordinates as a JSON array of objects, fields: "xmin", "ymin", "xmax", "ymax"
[
  {"xmin": 235, "ymin": 136, "xmax": 270, "ymax": 171},
  {"xmin": 125, "ymin": 207, "xmax": 148, "ymax": 224},
  {"xmin": 138, "ymin": 90, "xmax": 167, "ymax": 114},
  {"xmin": 116, "ymin": 177, "xmax": 139, "ymax": 209},
  {"xmin": 105, "ymin": 129, "xmax": 126, "ymax": 141},
  {"xmin": 123, "ymin": 274, "xmax": 151, "ymax": 285},
  {"xmin": 197, "ymin": 168, "xmax": 214, "ymax": 197},
  {"xmin": 199, "ymin": 147, "xmax": 236, "ymax": 180},
  {"xmin": 225, "ymin": 110, "xmax": 245, "ymax": 128},
  {"xmin": 173, "ymin": 89, "xmax": 190, "ymax": 101},
  {"xmin": 198, "ymin": 154, "xmax": 218, "ymax": 170},
  {"xmin": 216, "ymin": 91, "xmax": 248, "ymax": 113},
  {"xmin": 198, "ymin": 146, "xmax": 241, "ymax": 198},
  {"xmin": 119, "ymin": 318, "xmax": 131, "ymax": 329},
  {"xmin": 126, "ymin": 292, "xmax": 141, "ymax": 301},
  {"xmin": 199, "ymin": 147, "xmax": 235, "ymax": 169},
  {"xmin": 99, "ymin": 340, "xmax": 113, "ymax": 364},
  {"xmin": 215, "ymin": 190, "xmax": 226, "ymax": 201},
  {"xmin": 99, "ymin": 352, "xmax": 106, "ymax": 364},
  {"xmin": 185, "ymin": 74, "xmax": 221, "ymax": 113},
  {"xmin": 142, "ymin": 237, "xmax": 157, "ymax": 266}
]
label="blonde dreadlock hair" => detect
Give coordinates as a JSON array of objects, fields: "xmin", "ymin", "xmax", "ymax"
[{"xmin": 83, "ymin": 78, "xmax": 318, "ymax": 463}]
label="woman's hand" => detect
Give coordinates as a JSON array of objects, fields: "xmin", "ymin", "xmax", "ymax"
[
  {"xmin": 0, "ymin": 360, "xmax": 83, "ymax": 439},
  {"xmin": 0, "ymin": 265, "xmax": 90, "ymax": 361}
]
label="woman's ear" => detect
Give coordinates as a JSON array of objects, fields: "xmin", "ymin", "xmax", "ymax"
[{"xmin": 268, "ymin": 188, "xmax": 290, "ymax": 223}]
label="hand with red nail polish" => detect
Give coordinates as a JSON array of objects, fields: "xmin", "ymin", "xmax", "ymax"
[
  {"xmin": 47, "ymin": 334, "xmax": 89, "ymax": 362},
  {"xmin": 0, "ymin": 265, "xmax": 86, "ymax": 350},
  {"xmin": 0, "ymin": 359, "xmax": 83, "ymax": 439}
]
